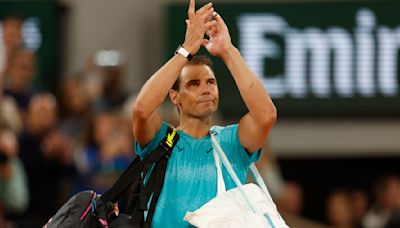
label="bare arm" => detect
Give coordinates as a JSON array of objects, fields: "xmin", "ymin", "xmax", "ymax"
[
  {"xmin": 133, "ymin": 56, "xmax": 186, "ymax": 147},
  {"xmin": 133, "ymin": 0, "xmax": 215, "ymax": 147},
  {"xmin": 204, "ymin": 14, "xmax": 277, "ymax": 152},
  {"xmin": 223, "ymin": 47, "xmax": 277, "ymax": 152}
]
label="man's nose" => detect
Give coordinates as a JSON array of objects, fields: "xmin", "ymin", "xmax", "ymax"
[{"xmin": 200, "ymin": 83, "xmax": 211, "ymax": 95}]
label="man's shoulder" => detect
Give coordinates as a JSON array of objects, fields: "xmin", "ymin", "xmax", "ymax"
[
  {"xmin": 150, "ymin": 121, "xmax": 170, "ymax": 141},
  {"xmin": 211, "ymin": 123, "xmax": 238, "ymax": 133},
  {"xmin": 135, "ymin": 121, "xmax": 169, "ymax": 151},
  {"xmin": 210, "ymin": 123, "xmax": 239, "ymax": 141}
]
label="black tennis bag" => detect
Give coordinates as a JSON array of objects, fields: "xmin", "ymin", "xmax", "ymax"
[{"xmin": 44, "ymin": 126, "xmax": 179, "ymax": 228}]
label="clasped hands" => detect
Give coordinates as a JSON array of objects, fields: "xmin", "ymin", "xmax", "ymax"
[{"xmin": 182, "ymin": 0, "xmax": 233, "ymax": 58}]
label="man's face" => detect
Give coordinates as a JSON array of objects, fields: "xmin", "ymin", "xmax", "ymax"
[
  {"xmin": 172, "ymin": 64, "xmax": 219, "ymax": 118},
  {"xmin": 3, "ymin": 18, "xmax": 22, "ymax": 49},
  {"xmin": 9, "ymin": 51, "xmax": 35, "ymax": 89},
  {"xmin": 27, "ymin": 94, "xmax": 57, "ymax": 135}
]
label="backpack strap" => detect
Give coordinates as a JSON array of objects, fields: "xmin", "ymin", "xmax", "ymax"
[
  {"xmin": 124, "ymin": 125, "xmax": 179, "ymax": 226},
  {"xmin": 100, "ymin": 125, "xmax": 179, "ymax": 204},
  {"xmin": 143, "ymin": 154, "xmax": 169, "ymax": 227}
]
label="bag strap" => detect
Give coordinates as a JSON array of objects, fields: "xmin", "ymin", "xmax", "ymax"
[
  {"xmin": 250, "ymin": 163, "xmax": 288, "ymax": 226},
  {"xmin": 210, "ymin": 132, "xmax": 258, "ymax": 213},
  {"xmin": 143, "ymin": 155, "xmax": 169, "ymax": 227},
  {"xmin": 212, "ymin": 146, "xmax": 226, "ymax": 195},
  {"xmin": 129, "ymin": 154, "xmax": 169, "ymax": 227},
  {"xmin": 126, "ymin": 125, "xmax": 179, "ymax": 226},
  {"xmin": 249, "ymin": 164, "xmax": 277, "ymax": 209},
  {"xmin": 100, "ymin": 156, "xmax": 141, "ymax": 203},
  {"xmin": 211, "ymin": 131, "xmax": 283, "ymax": 214},
  {"xmin": 210, "ymin": 127, "xmax": 274, "ymax": 202},
  {"xmin": 100, "ymin": 125, "xmax": 179, "ymax": 204},
  {"xmin": 210, "ymin": 126, "xmax": 226, "ymax": 195},
  {"xmin": 211, "ymin": 129, "xmax": 288, "ymax": 227}
]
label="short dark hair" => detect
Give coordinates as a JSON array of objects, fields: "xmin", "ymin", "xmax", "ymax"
[{"xmin": 171, "ymin": 56, "xmax": 214, "ymax": 91}]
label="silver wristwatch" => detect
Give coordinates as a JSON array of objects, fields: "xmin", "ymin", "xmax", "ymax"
[{"xmin": 174, "ymin": 45, "xmax": 193, "ymax": 61}]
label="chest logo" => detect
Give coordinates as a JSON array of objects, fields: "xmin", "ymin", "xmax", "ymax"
[{"xmin": 166, "ymin": 129, "xmax": 177, "ymax": 147}]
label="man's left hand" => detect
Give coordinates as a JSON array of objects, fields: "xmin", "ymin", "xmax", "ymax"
[{"xmin": 202, "ymin": 12, "xmax": 233, "ymax": 58}]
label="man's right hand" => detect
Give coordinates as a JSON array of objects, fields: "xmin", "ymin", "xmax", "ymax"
[{"xmin": 182, "ymin": 0, "xmax": 216, "ymax": 55}]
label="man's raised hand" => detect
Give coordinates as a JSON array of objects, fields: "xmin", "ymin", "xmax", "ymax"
[
  {"xmin": 182, "ymin": 0, "xmax": 216, "ymax": 55},
  {"xmin": 203, "ymin": 12, "xmax": 233, "ymax": 59}
]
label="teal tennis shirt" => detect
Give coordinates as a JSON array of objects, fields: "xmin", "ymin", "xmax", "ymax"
[{"xmin": 135, "ymin": 121, "xmax": 261, "ymax": 227}]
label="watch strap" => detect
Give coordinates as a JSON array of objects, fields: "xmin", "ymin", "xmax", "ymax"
[{"xmin": 175, "ymin": 45, "xmax": 193, "ymax": 61}]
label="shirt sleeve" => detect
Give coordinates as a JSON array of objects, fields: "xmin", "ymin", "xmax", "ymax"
[
  {"xmin": 134, "ymin": 122, "xmax": 168, "ymax": 160},
  {"xmin": 219, "ymin": 124, "xmax": 262, "ymax": 168}
]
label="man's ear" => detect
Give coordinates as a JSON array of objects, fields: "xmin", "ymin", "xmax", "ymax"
[{"xmin": 169, "ymin": 89, "xmax": 178, "ymax": 105}]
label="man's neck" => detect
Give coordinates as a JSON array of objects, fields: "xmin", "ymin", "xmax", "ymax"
[{"xmin": 177, "ymin": 115, "xmax": 212, "ymax": 139}]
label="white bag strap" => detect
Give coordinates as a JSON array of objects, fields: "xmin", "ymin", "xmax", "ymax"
[
  {"xmin": 250, "ymin": 164, "xmax": 277, "ymax": 210},
  {"xmin": 251, "ymin": 163, "xmax": 289, "ymax": 226},
  {"xmin": 213, "ymin": 152, "xmax": 279, "ymax": 211},
  {"xmin": 210, "ymin": 132, "xmax": 258, "ymax": 214},
  {"xmin": 210, "ymin": 129, "xmax": 275, "ymax": 206},
  {"xmin": 210, "ymin": 129, "xmax": 288, "ymax": 227},
  {"xmin": 212, "ymin": 147, "xmax": 226, "ymax": 195}
]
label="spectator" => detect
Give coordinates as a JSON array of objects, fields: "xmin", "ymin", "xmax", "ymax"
[
  {"xmin": 82, "ymin": 55, "xmax": 105, "ymax": 105},
  {"xmin": 363, "ymin": 175, "xmax": 400, "ymax": 228},
  {"xmin": 1, "ymin": 61, "xmax": 23, "ymax": 134},
  {"xmin": 57, "ymin": 76, "xmax": 93, "ymax": 154},
  {"xmin": 0, "ymin": 96, "xmax": 22, "ymax": 134},
  {"xmin": 91, "ymin": 51, "xmax": 128, "ymax": 113},
  {"xmin": 75, "ymin": 111, "xmax": 132, "ymax": 194},
  {"xmin": 4, "ymin": 48, "xmax": 37, "ymax": 111},
  {"xmin": 0, "ymin": 129, "xmax": 28, "ymax": 225},
  {"xmin": 18, "ymin": 93, "xmax": 73, "ymax": 227},
  {"xmin": 0, "ymin": 16, "xmax": 23, "ymax": 78},
  {"xmin": 278, "ymin": 182, "xmax": 328, "ymax": 228},
  {"xmin": 326, "ymin": 189, "xmax": 355, "ymax": 228},
  {"xmin": 351, "ymin": 189, "xmax": 369, "ymax": 228}
]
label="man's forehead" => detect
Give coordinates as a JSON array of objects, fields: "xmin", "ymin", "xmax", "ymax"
[{"xmin": 180, "ymin": 65, "xmax": 215, "ymax": 82}]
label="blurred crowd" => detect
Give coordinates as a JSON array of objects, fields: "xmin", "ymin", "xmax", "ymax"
[
  {"xmin": 0, "ymin": 16, "xmax": 138, "ymax": 227},
  {"xmin": 0, "ymin": 16, "xmax": 400, "ymax": 228},
  {"xmin": 257, "ymin": 152, "xmax": 400, "ymax": 228}
]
